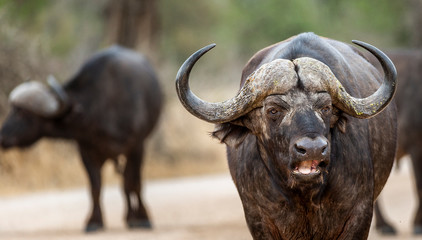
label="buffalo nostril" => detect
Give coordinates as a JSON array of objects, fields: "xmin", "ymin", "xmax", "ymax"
[
  {"xmin": 293, "ymin": 136, "xmax": 328, "ymax": 157},
  {"xmin": 295, "ymin": 144, "xmax": 307, "ymax": 155}
]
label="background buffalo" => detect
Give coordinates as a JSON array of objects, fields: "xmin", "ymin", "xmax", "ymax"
[
  {"xmin": 0, "ymin": 45, "xmax": 162, "ymax": 232},
  {"xmin": 368, "ymin": 50, "xmax": 422, "ymax": 236}
]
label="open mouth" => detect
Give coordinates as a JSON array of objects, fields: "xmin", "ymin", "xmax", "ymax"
[{"xmin": 292, "ymin": 160, "xmax": 325, "ymax": 176}]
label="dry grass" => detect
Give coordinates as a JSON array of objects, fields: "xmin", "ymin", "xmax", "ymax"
[
  {"xmin": 145, "ymin": 101, "xmax": 228, "ymax": 178},
  {"xmin": 0, "ymin": 139, "xmax": 86, "ymax": 195},
  {"xmin": 0, "ymin": 105, "xmax": 229, "ymax": 195}
]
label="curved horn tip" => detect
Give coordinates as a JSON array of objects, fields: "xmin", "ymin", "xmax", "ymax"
[
  {"xmin": 348, "ymin": 39, "xmax": 397, "ymax": 118},
  {"xmin": 47, "ymin": 74, "xmax": 57, "ymax": 82},
  {"xmin": 352, "ymin": 39, "xmax": 397, "ymax": 72},
  {"xmin": 46, "ymin": 74, "xmax": 70, "ymax": 108},
  {"xmin": 351, "ymin": 39, "xmax": 371, "ymax": 46},
  {"xmin": 351, "ymin": 40, "xmax": 387, "ymax": 58},
  {"xmin": 192, "ymin": 43, "xmax": 216, "ymax": 58},
  {"xmin": 193, "ymin": 43, "xmax": 217, "ymax": 57},
  {"xmin": 351, "ymin": 40, "xmax": 379, "ymax": 51},
  {"xmin": 351, "ymin": 40, "xmax": 378, "ymax": 52},
  {"xmin": 47, "ymin": 75, "xmax": 58, "ymax": 85},
  {"xmin": 176, "ymin": 43, "xmax": 217, "ymax": 82},
  {"xmin": 351, "ymin": 39, "xmax": 364, "ymax": 45},
  {"xmin": 204, "ymin": 43, "xmax": 216, "ymax": 50}
]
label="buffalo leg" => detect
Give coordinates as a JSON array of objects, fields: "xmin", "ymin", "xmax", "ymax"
[
  {"xmin": 124, "ymin": 145, "xmax": 151, "ymax": 228},
  {"xmin": 411, "ymin": 151, "xmax": 422, "ymax": 234},
  {"xmin": 79, "ymin": 146, "xmax": 105, "ymax": 232},
  {"xmin": 374, "ymin": 199, "xmax": 396, "ymax": 235}
]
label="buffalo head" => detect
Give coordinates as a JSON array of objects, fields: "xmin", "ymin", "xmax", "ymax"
[
  {"xmin": 0, "ymin": 76, "xmax": 69, "ymax": 148},
  {"xmin": 176, "ymin": 41, "xmax": 396, "ymax": 191}
]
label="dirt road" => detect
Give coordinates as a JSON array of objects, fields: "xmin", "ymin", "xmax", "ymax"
[{"xmin": 0, "ymin": 158, "xmax": 421, "ymax": 240}]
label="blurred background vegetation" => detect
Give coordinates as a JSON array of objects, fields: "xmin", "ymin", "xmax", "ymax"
[{"xmin": 0, "ymin": 0, "xmax": 419, "ymax": 194}]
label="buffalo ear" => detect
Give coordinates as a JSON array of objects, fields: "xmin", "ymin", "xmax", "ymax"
[
  {"xmin": 212, "ymin": 122, "xmax": 249, "ymax": 148},
  {"xmin": 330, "ymin": 108, "xmax": 348, "ymax": 133},
  {"xmin": 337, "ymin": 115, "xmax": 347, "ymax": 133}
]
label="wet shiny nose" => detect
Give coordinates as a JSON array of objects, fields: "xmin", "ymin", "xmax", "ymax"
[{"xmin": 293, "ymin": 136, "xmax": 328, "ymax": 158}]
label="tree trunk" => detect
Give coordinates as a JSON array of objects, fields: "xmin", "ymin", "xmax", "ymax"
[
  {"xmin": 104, "ymin": 0, "xmax": 159, "ymax": 55},
  {"xmin": 409, "ymin": 0, "xmax": 422, "ymax": 47}
]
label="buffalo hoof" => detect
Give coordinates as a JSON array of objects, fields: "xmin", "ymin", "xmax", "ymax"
[
  {"xmin": 84, "ymin": 222, "xmax": 104, "ymax": 233},
  {"xmin": 127, "ymin": 219, "xmax": 152, "ymax": 229},
  {"xmin": 376, "ymin": 225, "xmax": 396, "ymax": 235},
  {"xmin": 414, "ymin": 225, "xmax": 422, "ymax": 235}
]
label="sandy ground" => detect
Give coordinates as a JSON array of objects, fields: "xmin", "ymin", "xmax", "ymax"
[{"xmin": 0, "ymin": 158, "xmax": 421, "ymax": 240}]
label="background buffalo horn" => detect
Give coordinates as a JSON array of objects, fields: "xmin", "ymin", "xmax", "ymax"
[
  {"xmin": 47, "ymin": 75, "xmax": 70, "ymax": 116},
  {"xmin": 334, "ymin": 40, "xmax": 397, "ymax": 118}
]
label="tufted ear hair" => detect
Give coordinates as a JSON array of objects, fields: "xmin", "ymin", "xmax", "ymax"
[
  {"xmin": 9, "ymin": 81, "xmax": 60, "ymax": 118},
  {"xmin": 330, "ymin": 107, "xmax": 348, "ymax": 134},
  {"xmin": 212, "ymin": 122, "xmax": 249, "ymax": 148}
]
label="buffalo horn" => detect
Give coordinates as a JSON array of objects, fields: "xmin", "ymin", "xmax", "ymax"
[
  {"xmin": 175, "ymin": 44, "xmax": 297, "ymax": 123},
  {"xmin": 346, "ymin": 40, "xmax": 397, "ymax": 118},
  {"xmin": 9, "ymin": 81, "xmax": 60, "ymax": 118},
  {"xmin": 294, "ymin": 41, "xmax": 397, "ymax": 119},
  {"xmin": 47, "ymin": 75, "xmax": 70, "ymax": 116},
  {"xmin": 176, "ymin": 41, "xmax": 396, "ymax": 123}
]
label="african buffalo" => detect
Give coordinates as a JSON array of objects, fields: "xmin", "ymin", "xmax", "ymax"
[
  {"xmin": 367, "ymin": 50, "xmax": 422, "ymax": 235},
  {"xmin": 176, "ymin": 32, "xmax": 397, "ymax": 239},
  {"xmin": 0, "ymin": 45, "xmax": 162, "ymax": 232}
]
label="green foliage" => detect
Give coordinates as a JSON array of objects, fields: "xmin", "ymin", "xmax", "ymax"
[
  {"xmin": 0, "ymin": 0, "xmax": 106, "ymax": 57},
  {"xmin": 158, "ymin": 0, "xmax": 224, "ymax": 62},
  {"xmin": 158, "ymin": 0, "xmax": 409, "ymax": 62},
  {"xmin": 0, "ymin": 0, "xmax": 412, "ymax": 64},
  {"xmin": 0, "ymin": 0, "xmax": 51, "ymax": 22},
  {"xmin": 219, "ymin": 0, "xmax": 407, "ymax": 57}
]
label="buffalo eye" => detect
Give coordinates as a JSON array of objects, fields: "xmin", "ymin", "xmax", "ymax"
[
  {"xmin": 269, "ymin": 108, "xmax": 278, "ymax": 115},
  {"xmin": 266, "ymin": 107, "xmax": 284, "ymax": 121},
  {"xmin": 321, "ymin": 105, "xmax": 332, "ymax": 115}
]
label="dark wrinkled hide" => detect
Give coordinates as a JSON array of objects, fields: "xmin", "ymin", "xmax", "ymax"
[
  {"xmin": 0, "ymin": 46, "xmax": 162, "ymax": 232},
  {"xmin": 211, "ymin": 33, "xmax": 397, "ymax": 239},
  {"xmin": 368, "ymin": 50, "xmax": 422, "ymax": 235}
]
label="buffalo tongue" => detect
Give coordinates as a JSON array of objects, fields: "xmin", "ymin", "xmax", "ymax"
[{"xmin": 296, "ymin": 160, "xmax": 319, "ymax": 174}]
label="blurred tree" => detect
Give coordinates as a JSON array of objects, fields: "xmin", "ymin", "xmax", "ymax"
[
  {"xmin": 104, "ymin": 0, "xmax": 160, "ymax": 55},
  {"xmin": 408, "ymin": 0, "xmax": 422, "ymax": 47},
  {"xmin": 158, "ymin": 0, "xmax": 225, "ymax": 62}
]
